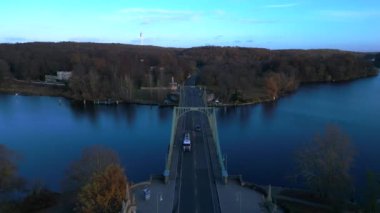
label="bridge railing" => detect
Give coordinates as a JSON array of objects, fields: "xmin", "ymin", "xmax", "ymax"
[
  {"xmin": 208, "ymin": 108, "xmax": 228, "ymax": 183},
  {"xmin": 163, "ymin": 108, "xmax": 178, "ymax": 183}
]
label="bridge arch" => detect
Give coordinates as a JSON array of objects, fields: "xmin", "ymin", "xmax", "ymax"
[
  {"xmin": 175, "ymin": 107, "xmax": 214, "ymax": 119},
  {"xmin": 164, "ymin": 106, "xmax": 228, "ymax": 184}
]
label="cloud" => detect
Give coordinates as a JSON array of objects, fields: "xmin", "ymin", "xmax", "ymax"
[
  {"xmin": 68, "ymin": 37, "xmax": 104, "ymax": 43},
  {"xmin": 320, "ymin": 10, "xmax": 380, "ymax": 18},
  {"xmin": 213, "ymin": 9, "xmax": 226, "ymax": 16},
  {"xmin": 120, "ymin": 8, "xmax": 192, "ymax": 14},
  {"xmin": 239, "ymin": 18, "xmax": 277, "ymax": 24},
  {"xmin": 264, "ymin": 3, "xmax": 298, "ymax": 8},
  {"xmin": 112, "ymin": 8, "xmax": 201, "ymax": 25},
  {"xmin": 1, "ymin": 37, "xmax": 29, "ymax": 43},
  {"xmin": 214, "ymin": 35, "xmax": 223, "ymax": 40}
]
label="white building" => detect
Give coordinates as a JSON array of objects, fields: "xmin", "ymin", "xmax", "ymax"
[{"xmin": 57, "ymin": 71, "xmax": 72, "ymax": 81}]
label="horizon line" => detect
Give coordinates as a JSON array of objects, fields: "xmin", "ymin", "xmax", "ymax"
[{"xmin": 0, "ymin": 40, "xmax": 378, "ymax": 53}]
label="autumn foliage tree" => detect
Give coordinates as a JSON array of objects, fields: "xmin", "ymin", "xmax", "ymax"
[
  {"xmin": 64, "ymin": 145, "xmax": 132, "ymax": 213},
  {"xmin": 76, "ymin": 164, "xmax": 127, "ymax": 213},
  {"xmin": 296, "ymin": 125, "xmax": 355, "ymax": 208},
  {"xmin": 265, "ymin": 73, "xmax": 280, "ymax": 99}
]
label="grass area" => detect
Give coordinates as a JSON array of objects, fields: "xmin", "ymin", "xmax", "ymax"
[
  {"xmin": 279, "ymin": 190, "xmax": 330, "ymax": 206},
  {"xmin": 278, "ymin": 200, "xmax": 328, "ymax": 213},
  {"xmin": 0, "ymin": 79, "xmax": 67, "ymax": 97}
]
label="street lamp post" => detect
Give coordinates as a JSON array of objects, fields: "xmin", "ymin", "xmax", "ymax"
[
  {"xmin": 224, "ymin": 155, "xmax": 228, "ymax": 171},
  {"xmin": 236, "ymin": 191, "xmax": 242, "ymax": 213},
  {"xmin": 156, "ymin": 192, "xmax": 163, "ymax": 213}
]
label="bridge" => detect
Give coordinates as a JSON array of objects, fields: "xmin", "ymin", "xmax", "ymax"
[
  {"xmin": 163, "ymin": 84, "xmax": 227, "ymax": 212},
  {"xmin": 129, "ymin": 79, "xmax": 268, "ymax": 213}
]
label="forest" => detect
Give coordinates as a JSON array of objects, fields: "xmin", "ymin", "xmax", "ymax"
[{"xmin": 0, "ymin": 42, "xmax": 378, "ymax": 103}]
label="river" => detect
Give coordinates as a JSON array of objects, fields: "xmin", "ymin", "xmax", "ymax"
[{"xmin": 0, "ymin": 75, "xmax": 379, "ymax": 192}]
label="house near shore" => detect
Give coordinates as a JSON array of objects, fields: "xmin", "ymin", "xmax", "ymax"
[
  {"xmin": 57, "ymin": 71, "xmax": 72, "ymax": 81},
  {"xmin": 45, "ymin": 71, "xmax": 72, "ymax": 83}
]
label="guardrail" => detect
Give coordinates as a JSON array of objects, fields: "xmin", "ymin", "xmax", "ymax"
[
  {"xmin": 209, "ymin": 108, "xmax": 228, "ymax": 183},
  {"xmin": 163, "ymin": 109, "xmax": 178, "ymax": 183}
]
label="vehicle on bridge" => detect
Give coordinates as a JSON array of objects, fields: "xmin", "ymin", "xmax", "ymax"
[{"xmin": 183, "ymin": 132, "xmax": 191, "ymax": 152}]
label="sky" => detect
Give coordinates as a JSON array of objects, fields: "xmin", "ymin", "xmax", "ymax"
[{"xmin": 0, "ymin": 0, "xmax": 379, "ymax": 51}]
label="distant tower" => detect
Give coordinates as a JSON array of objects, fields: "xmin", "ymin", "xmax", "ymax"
[{"xmin": 140, "ymin": 32, "xmax": 144, "ymax": 45}]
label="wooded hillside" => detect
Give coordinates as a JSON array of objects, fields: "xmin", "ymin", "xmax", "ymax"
[{"xmin": 0, "ymin": 43, "xmax": 377, "ymax": 103}]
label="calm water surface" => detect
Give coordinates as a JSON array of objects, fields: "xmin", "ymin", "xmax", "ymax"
[{"xmin": 0, "ymin": 75, "xmax": 379, "ymax": 191}]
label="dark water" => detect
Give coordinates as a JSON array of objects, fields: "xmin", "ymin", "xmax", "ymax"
[
  {"xmin": 0, "ymin": 75, "xmax": 379, "ymax": 191},
  {"xmin": 0, "ymin": 98, "xmax": 172, "ymax": 191},
  {"xmin": 218, "ymin": 75, "xmax": 380, "ymax": 189}
]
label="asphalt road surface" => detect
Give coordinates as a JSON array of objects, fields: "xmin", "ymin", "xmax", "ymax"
[{"xmin": 173, "ymin": 78, "xmax": 221, "ymax": 213}]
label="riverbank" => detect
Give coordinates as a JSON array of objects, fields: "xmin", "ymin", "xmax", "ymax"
[
  {"xmin": 1, "ymin": 72, "xmax": 378, "ymax": 107},
  {"xmin": 0, "ymin": 79, "xmax": 69, "ymax": 98},
  {"xmin": 210, "ymin": 72, "xmax": 379, "ymax": 107},
  {"xmin": 0, "ymin": 79, "xmax": 166, "ymax": 106}
]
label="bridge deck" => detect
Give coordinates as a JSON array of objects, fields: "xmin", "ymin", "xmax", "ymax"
[
  {"xmin": 170, "ymin": 86, "xmax": 221, "ymax": 213},
  {"xmin": 131, "ymin": 78, "xmax": 267, "ymax": 213}
]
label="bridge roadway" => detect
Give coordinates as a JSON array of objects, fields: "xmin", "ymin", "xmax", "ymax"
[
  {"xmin": 130, "ymin": 79, "xmax": 269, "ymax": 212},
  {"xmin": 170, "ymin": 79, "xmax": 221, "ymax": 212}
]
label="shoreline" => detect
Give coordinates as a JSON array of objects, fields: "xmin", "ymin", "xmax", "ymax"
[{"xmin": 1, "ymin": 73, "xmax": 378, "ymax": 107}]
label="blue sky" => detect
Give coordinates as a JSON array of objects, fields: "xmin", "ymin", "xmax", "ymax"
[{"xmin": 0, "ymin": 0, "xmax": 379, "ymax": 51}]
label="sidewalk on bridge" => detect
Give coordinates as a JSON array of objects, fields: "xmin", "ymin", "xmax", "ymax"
[
  {"xmin": 217, "ymin": 179, "xmax": 267, "ymax": 213},
  {"xmin": 132, "ymin": 178, "xmax": 175, "ymax": 213}
]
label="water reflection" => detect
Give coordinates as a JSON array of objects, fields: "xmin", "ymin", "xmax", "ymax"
[
  {"xmin": 238, "ymin": 106, "xmax": 253, "ymax": 125},
  {"xmin": 217, "ymin": 105, "xmax": 253, "ymax": 126},
  {"xmin": 217, "ymin": 106, "xmax": 237, "ymax": 122},
  {"xmin": 122, "ymin": 104, "xmax": 137, "ymax": 125},
  {"xmin": 66, "ymin": 101, "xmax": 172, "ymax": 128},
  {"xmin": 69, "ymin": 101, "xmax": 99, "ymax": 124},
  {"xmin": 262, "ymin": 101, "xmax": 278, "ymax": 119},
  {"xmin": 158, "ymin": 106, "xmax": 171, "ymax": 122}
]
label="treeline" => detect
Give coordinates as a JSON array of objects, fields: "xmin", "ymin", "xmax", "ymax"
[
  {"xmin": 0, "ymin": 43, "xmax": 378, "ymax": 103},
  {"xmin": 0, "ymin": 42, "xmax": 191, "ymax": 101},
  {"xmin": 185, "ymin": 47, "xmax": 378, "ymax": 102}
]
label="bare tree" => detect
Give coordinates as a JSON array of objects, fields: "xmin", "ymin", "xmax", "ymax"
[
  {"xmin": 65, "ymin": 145, "xmax": 120, "ymax": 190},
  {"xmin": 296, "ymin": 125, "xmax": 355, "ymax": 202},
  {"xmin": 0, "ymin": 144, "xmax": 24, "ymax": 194}
]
